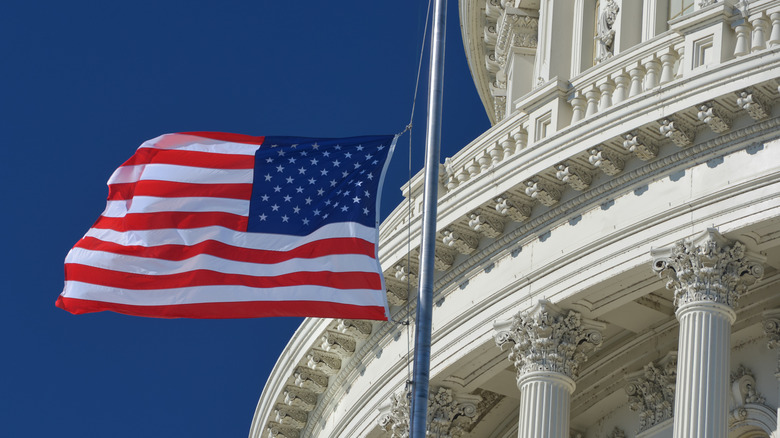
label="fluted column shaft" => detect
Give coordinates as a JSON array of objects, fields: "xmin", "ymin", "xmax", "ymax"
[
  {"xmin": 673, "ymin": 301, "xmax": 735, "ymax": 438},
  {"xmin": 517, "ymin": 371, "xmax": 575, "ymax": 438},
  {"xmin": 652, "ymin": 229, "xmax": 764, "ymax": 438}
]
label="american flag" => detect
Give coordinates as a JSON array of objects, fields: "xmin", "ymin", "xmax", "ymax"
[{"xmin": 56, "ymin": 131, "xmax": 397, "ymax": 320}]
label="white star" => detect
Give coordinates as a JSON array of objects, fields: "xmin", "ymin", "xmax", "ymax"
[
  {"xmin": 293, "ymin": 206, "xmax": 301, "ymax": 214},
  {"xmin": 371, "ymin": 159, "xmax": 379, "ymax": 165},
  {"xmin": 274, "ymin": 185, "xmax": 282, "ymax": 192},
  {"xmin": 296, "ymin": 186, "xmax": 304, "ymax": 193},
  {"xmin": 330, "ymin": 179, "xmax": 337, "ymax": 187},
  {"xmin": 276, "ymin": 165, "xmax": 285, "ymax": 173},
  {"xmin": 342, "ymin": 171, "xmax": 349, "ymax": 178},
  {"xmin": 343, "ymin": 190, "xmax": 350, "ymax": 196},
  {"xmin": 323, "ymin": 213, "xmax": 329, "ymax": 219},
  {"xmin": 304, "ymin": 197, "xmax": 312, "ymax": 205},
  {"xmin": 286, "ymin": 176, "xmax": 294, "ymax": 184},
  {"xmin": 310, "ymin": 158, "xmax": 319, "ymax": 165},
  {"xmin": 336, "ymin": 190, "xmax": 342, "ymax": 196},
  {"xmin": 334, "ymin": 145, "xmax": 342, "ymax": 150},
  {"xmin": 291, "ymin": 144, "xmax": 298, "ymax": 148},
  {"xmin": 353, "ymin": 196, "xmax": 361, "ymax": 203},
  {"xmin": 355, "ymin": 181, "xmax": 363, "ymax": 187},
  {"xmin": 282, "ymin": 215, "xmax": 289, "ymax": 222},
  {"xmin": 308, "ymin": 177, "xmax": 316, "ymax": 185},
  {"xmin": 325, "ymin": 199, "xmax": 332, "ymax": 206},
  {"xmin": 265, "ymin": 157, "xmax": 274, "ymax": 163},
  {"xmin": 270, "ymin": 144, "xmax": 279, "ymax": 148},
  {"xmin": 378, "ymin": 145, "xmax": 385, "ymax": 150},
  {"xmin": 317, "ymin": 189, "xmax": 325, "ymax": 196},
  {"xmin": 359, "ymin": 169, "xmax": 366, "ymax": 174},
  {"xmin": 259, "ymin": 213, "xmax": 267, "ymax": 221},
  {"xmin": 311, "ymin": 143, "xmax": 320, "ymax": 150},
  {"xmin": 345, "ymin": 152, "xmax": 352, "ymax": 158},
  {"xmin": 271, "ymin": 204, "xmax": 280, "ymax": 211},
  {"xmin": 320, "ymin": 169, "xmax": 329, "ymax": 176},
  {"xmin": 278, "ymin": 150, "xmax": 286, "ymax": 156},
  {"xmin": 363, "ymin": 208, "xmax": 370, "ymax": 215},
  {"xmin": 313, "ymin": 209, "xmax": 321, "ymax": 216},
  {"xmin": 264, "ymin": 174, "xmax": 272, "ymax": 181},
  {"xmin": 365, "ymin": 154, "xmax": 373, "ymax": 160},
  {"xmin": 298, "ymin": 167, "xmax": 306, "ymax": 175},
  {"xmin": 333, "ymin": 202, "xmax": 339, "ymax": 208},
  {"xmin": 333, "ymin": 160, "xmax": 341, "ymax": 167},
  {"xmin": 364, "ymin": 190, "xmax": 370, "ymax": 198},
  {"xmin": 283, "ymin": 195, "xmax": 292, "ymax": 202},
  {"xmin": 302, "ymin": 218, "xmax": 310, "ymax": 225},
  {"xmin": 356, "ymin": 145, "xmax": 364, "ymax": 151},
  {"xmin": 341, "ymin": 205, "xmax": 348, "ymax": 212},
  {"xmin": 323, "ymin": 151, "xmax": 330, "ymax": 157},
  {"xmin": 300, "ymin": 151, "xmax": 308, "ymax": 156},
  {"xmin": 261, "ymin": 194, "xmax": 270, "ymax": 201},
  {"xmin": 353, "ymin": 163, "xmax": 361, "ymax": 169},
  {"xmin": 288, "ymin": 157, "xmax": 296, "ymax": 164},
  {"xmin": 367, "ymin": 174, "xmax": 374, "ymax": 180}
]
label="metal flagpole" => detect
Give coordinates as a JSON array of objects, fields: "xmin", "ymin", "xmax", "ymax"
[{"xmin": 409, "ymin": 0, "xmax": 446, "ymax": 436}]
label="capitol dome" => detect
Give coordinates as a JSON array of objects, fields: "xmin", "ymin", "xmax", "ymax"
[{"xmin": 251, "ymin": 1, "xmax": 780, "ymax": 437}]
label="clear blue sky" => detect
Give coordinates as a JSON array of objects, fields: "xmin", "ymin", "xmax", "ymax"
[{"xmin": 1, "ymin": 1, "xmax": 488, "ymax": 436}]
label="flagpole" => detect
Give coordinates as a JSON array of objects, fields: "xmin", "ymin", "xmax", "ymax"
[{"xmin": 409, "ymin": 0, "xmax": 446, "ymax": 436}]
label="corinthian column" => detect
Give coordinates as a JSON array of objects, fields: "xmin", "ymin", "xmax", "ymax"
[
  {"xmin": 494, "ymin": 300, "xmax": 605, "ymax": 438},
  {"xmin": 652, "ymin": 229, "xmax": 764, "ymax": 438}
]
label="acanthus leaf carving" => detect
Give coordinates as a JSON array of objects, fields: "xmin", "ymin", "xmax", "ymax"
[
  {"xmin": 493, "ymin": 300, "xmax": 605, "ymax": 381},
  {"xmin": 659, "ymin": 117, "xmax": 695, "ymax": 147},
  {"xmin": 468, "ymin": 210, "xmax": 504, "ymax": 238},
  {"xmin": 524, "ymin": 179, "xmax": 561, "ymax": 206},
  {"xmin": 336, "ymin": 319, "xmax": 372, "ymax": 339},
  {"xmin": 442, "ymin": 229, "xmax": 479, "ymax": 255},
  {"xmin": 625, "ymin": 352, "xmax": 677, "ymax": 432},
  {"xmin": 622, "ymin": 132, "xmax": 658, "ymax": 160},
  {"xmin": 306, "ymin": 350, "xmax": 342, "ymax": 375},
  {"xmin": 697, "ymin": 101, "xmax": 732, "ymax": 133},
  {"xmin": 555, "ymin": 162, "xmax": 593, "ymax": 190},
  {"xmin": 736, "ymin": 89, "xmax": 771, "ymax": 120},
  {"xmin": 588, "ymin": 147, "xmax": 624, "ymax": 175},
  {"xmin": 320, "ymin": 331, "xmax": 356, "ymax": 357},
  {"xmin": 495, "ymin": 196, "xmax": 532, "ymax": 222},
  {"xmin": 651, "ymin": 229, "xmax": 764, "ymax": 309}
]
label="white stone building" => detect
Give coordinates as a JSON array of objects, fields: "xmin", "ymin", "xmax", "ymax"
[{"xmin": 250, "ymin": 0, "xmax": 780, "ymax": 437}]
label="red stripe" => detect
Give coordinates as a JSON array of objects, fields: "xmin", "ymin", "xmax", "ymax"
[
  {"xmin": 120, "ymin": 148, "xmax": 255, "ymax": 169},
  {"xmin": 179, "ymin": 131, "xmax": 267, "ymax": 145},
  {"xmin": 75, "ymin": 237, "xmax": 375, "ymax": 263},
  {"xmin": 92, "ymin": 212, "xmax": 249, "ymax": 232},
  {"xmin": 107, "ymin": 181, "xmax": 253, "ymax": 201},
  {"xmin": 56, "ymin": 296, "xmax": 387, "ymax": 320},
  {"xmin": 65, "ymin": 264, "xmax": 382, "ymax": 290}
]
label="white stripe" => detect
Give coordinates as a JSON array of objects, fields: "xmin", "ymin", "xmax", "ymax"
[
  {"xmin": 62, "ymin": 282, "xmax": 386, "ymax": 307},
  {"xmin": 102, "ymin": 196, "xmax": 250, "ymax": 218},
  {"xmin": 82, "ymin": 222, "xmax": 378, "ymax": 252},
  {"xmin": 138, "ymin": 133, "xmax": 261, "ymax": 155},
  {"xmin": 108, "ymin": 163, "xmax": 253, "ymax": 185},
  {"xmin": 66, "ymin": 247, "xmax": 380, "ymax": 276}
]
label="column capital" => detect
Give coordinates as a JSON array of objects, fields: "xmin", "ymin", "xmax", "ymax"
[
  {"xmin": 377, "ymin": 386, "xmax": 481, "ymax": 438},
  {"xmin": 651, "ymin": 229, "xmax": 764, "ymax": 310},
  {"xmin": 494, "ymin": 300, "xmax": 605, "ymax": 382}
]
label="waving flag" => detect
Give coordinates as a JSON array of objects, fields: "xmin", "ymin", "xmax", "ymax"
[{"xmin": 56, "ymin": 132, "xmax": 397, "ymax": 320}]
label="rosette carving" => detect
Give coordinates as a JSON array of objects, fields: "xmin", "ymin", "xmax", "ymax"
[
  {"xmin": 493, "ymin": 300, "xmax": 605, "ymax": 381},
  {"xmin": 651, "ymin": 229, "xmax": 764, "ymax": 309}
]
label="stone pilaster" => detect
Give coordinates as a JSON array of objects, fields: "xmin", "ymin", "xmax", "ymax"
[
  {"xmin": 651, "ymin": 229, "xmax": 764, "ymax": 438},
  {"xmin": 494, "ymin": 300, "xmax": 605, "ymax": 438}
]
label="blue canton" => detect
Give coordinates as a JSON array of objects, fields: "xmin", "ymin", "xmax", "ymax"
[{"xmin": 247, "ymin": 135, "xmax": 395, "ymax": 236}]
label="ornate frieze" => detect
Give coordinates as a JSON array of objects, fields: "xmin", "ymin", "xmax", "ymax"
[
  {"xmin": 625, "ymin": 352, "xmax": 677, "ymax": 432},
  {"xmin": 659, "ymin": 117, "xmax": 695, "ymax": 147},
  {"xmin": 495, "ymin": 196, "xmax": 532, "ymax": 222},
  {"xmin": 697, "ymin": 101, "xmax": 732, "ymax": 133},
  {"xmin": 468, "ymin": 211, "xmax": 504, "ymax": 238},
  {"xmin": 493, "ymin": 300, "xmax": 605, "ymax": 381},
  {"xmin": 283, "ymin": 386, "xmax": 318, "ymax": 411},
  {"xmin": 320, "ymin": 331, "xmax": 356, "ymax": 357},
  {"xmin": 336, "ymin": 319, "xmax": 372, "ymax": 339},
  {"xmin": 651, "ymin": 229, "xmax": 764, "ymax": 309},
  {"xmin": 595, "ymin": 0, "xmax": 620, "ymax": 64},
  {"xmin": 377, "ymin": 388, "xmax": 410, "ymax": 438},
  {"xmin": 736, "ymin": 89, "xmax": 771, "ymax": 120},
  {"xmin": 378, "ymin": 386, "xmax": 481, "ymax": 438},
  {"xmin": 622, "ymin": 132, "xmax": 658, "ymax": 160},
  {"xmin": 524, "ymin": 179, "xmax": 561, "ymax": 206},
  {"xmin": 293, "ymin": 367, "xmax": 329, "ymax": 394},
  {"xmin": 555, "ymin": 163, "xmax": 592, "ymax": 191},
  {"xmin": 306, "ymin": 350, "xmax": 342, "ymax": 375},
  {"xmin": 274, "ymin": 405, "xmax": 308, "ymax": 429},
  {"xmin": 442, "ymin": 229, "xmax": 479, "ymax": 254},
  {"xmin": 588, "ymin": 147, "xmax": 624, "ymax": 175}
]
